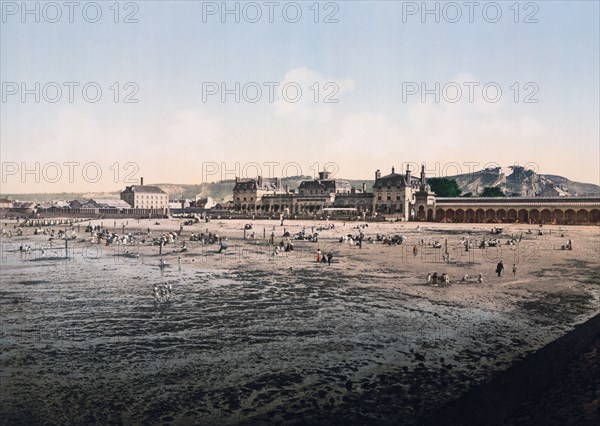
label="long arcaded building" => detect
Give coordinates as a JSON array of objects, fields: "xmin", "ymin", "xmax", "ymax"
[
  {"xmin": 232, "ymin": 166, "xmax": 600, "ymax": 225},
  {"xmin": 431, "ymin": 197, "xmax": 600, "ymax": 225}
]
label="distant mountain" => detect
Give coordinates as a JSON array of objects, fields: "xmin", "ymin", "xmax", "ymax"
[
  {"xmin": 3, "ymin": 167, "xmax": 597, "ymax": 202},
  {"xmin": 445, "ymin": 166, "xmax": 599, "ymax": 197}
]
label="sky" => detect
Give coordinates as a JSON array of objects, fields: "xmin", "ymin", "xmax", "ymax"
[{"xmin": 1, "ymin": 0, "xmax": 599, "ymax": 193}]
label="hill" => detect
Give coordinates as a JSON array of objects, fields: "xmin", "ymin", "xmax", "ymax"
[
  {"xmin": 2, "ymin": 168, "xmax": 597, "ymax": 202},
  {"xmin": 446, "ymin": 166, "xmax": 599, "ymax": 197}
]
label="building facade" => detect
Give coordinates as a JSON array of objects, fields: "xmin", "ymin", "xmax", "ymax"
[
  {"xmin": 373, "ymin": 165, "xmax": 428, "ymax": 219},
  {"xmin": 228, "ymin": 165, "xmax": 599, "ymax": 224},
  {"xmin": 232, "ymin": 176, "xmax": 285, "ymax": 211},
  {"xmin": 120, "ymin": 178, "xmax": 169, "ymax": 213}
]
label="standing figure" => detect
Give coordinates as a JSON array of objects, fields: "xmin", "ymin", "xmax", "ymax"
[
  {"xmin": 496, "ymin": 261, "xmax": 504, "ymax": 277},
  {"xmin": 512, "ymin": 264, "xmax": 517, "ymax": 276}
]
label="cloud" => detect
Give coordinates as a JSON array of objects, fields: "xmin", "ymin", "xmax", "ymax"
[
  {"xmin": 273, "ymin": 67, "xmax": 355, "ymax": 123},
  {"xmin": 327, "ymin": 73, "xmax": 547, "ymax": 171}
]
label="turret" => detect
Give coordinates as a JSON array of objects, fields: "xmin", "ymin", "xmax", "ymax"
[
  {"xmin": 375, "ymin": 169, "xmax": 381, "ymax": 179},
  {"xmin": 405, "ymin": 165, "xmax": 411, "ymax": 181}
]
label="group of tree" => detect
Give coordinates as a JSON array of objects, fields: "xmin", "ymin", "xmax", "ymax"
[
  {"xmin": 427, "ymin": 178, "xmax": 462, "ymax": 197},
  {"xmin": 427, "ymin": 178, "xmax": 505, "ymax": 197}
]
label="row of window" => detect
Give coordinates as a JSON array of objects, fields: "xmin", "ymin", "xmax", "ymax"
[
  {"xmin": 377, "ymin": 195, "xmax": 403, "ymax": 201},
  {"xmin": 136, "ymin": 195, "xmax": 166, "ymax": 200}
]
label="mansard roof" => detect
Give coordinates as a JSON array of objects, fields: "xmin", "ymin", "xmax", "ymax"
[
  {"xmin": 234, "ymin": 177, "xmax": 281, "ymax": 191},
  {"xmin": 375, "ymin": 172, "xmax": 421, "ymax": 188},
  {"xmin": 299, "ymin": 179, "xmax": 351, "ymax": 192},
  {"xmin": 122, "ymin": 185, "xmax": 166, "ymax": 194}
]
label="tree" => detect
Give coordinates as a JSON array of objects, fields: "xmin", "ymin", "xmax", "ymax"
[
  {"xmin": 427, "ymin": 178, "xmax": 462, "ymax": 197},
  {"xmin": 481, "ymin": 186, "xmax": 505, "ymax": 197}
]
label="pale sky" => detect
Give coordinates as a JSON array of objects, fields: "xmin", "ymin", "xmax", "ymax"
[{"xmin": 1, "ymin": 1, "xmax": 599, "ymax": 193}]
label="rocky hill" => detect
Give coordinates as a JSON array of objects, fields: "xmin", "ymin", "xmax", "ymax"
[
  {"xmin": 446, "ymin": 166, "xmax": 599, "ymax": 197},
  {"xmin": 3, "ymin": 168, "xmax": 598, "ymax": 202}
]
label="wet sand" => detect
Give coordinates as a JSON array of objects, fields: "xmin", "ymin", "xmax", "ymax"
[{"xmin": 1, "ymin": 218, "xmax": 599, "ymax": 425}]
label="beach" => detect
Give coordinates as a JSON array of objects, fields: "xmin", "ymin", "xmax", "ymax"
[{"xmin": 1, "ymin": 218, "xmax": 599, "ymax": 425}]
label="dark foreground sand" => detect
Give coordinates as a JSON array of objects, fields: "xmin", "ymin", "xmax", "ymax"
[
  {"xmin": 1, "ymin": 218, "xmax": 599, "ymax": 425},
  {"xmin": 423, "ymin": 312, "xmax": 600, "ymax": 426}
]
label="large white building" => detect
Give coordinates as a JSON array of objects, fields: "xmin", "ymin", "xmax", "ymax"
[{"xmin": 120, "ymin": 178, "xmax": 169, "ymax": 212}]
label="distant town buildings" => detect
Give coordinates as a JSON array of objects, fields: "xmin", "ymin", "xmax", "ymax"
[{"xmin": 1, "ymin": 169, "xmax": 598, "ymax": 225}]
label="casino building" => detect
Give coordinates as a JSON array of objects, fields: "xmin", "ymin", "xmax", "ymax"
[{"xmin": 231, "ymin": 166, "xmax": 600, "ymax": 225}]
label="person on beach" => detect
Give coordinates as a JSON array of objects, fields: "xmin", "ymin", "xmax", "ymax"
[
  {"xmin": 440, "ymin": 273, "xmax": 449, "ymax": 287},
  {"xmin": 426, "ymin": 273, "xmax": 431, "ymax": 284},
  {"xmin": 478, "ymin": 273, "xmax": 484, "ymax": 283},
  {"xmin": 512, "ymin": 264, "xmax": 517, "ymax": 276},
  {"xmin": 432, "ymin": 272, "xmax": 438, "ymax": 286},
  {"xmin": 316, "ymin": 249, "xmax": 321, "ymax": 263},
  {"xmin": 413, "ymin": 245, "xmax": 418, "ymax": 257},
  {"xmin": 326, "ymin": 252, "xmax": 333, "ymax": 265},
  {"xmin": 496, "ymin": 261, "xmax": 504, "ymax": 277}
]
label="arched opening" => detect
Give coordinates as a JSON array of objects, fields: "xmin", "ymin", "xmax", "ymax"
[
  {"xmin": 496, "ymin": 209, "xmax": 507, "ymax": 222},
  {"xmin": 590, "ymin": 209, "xmax": 600, "ymax": 224},
  {"xmin": 541, "ymin": 209, "xmax": 551, "ymax": 223},
  {"xmin": 427, "ymin": 209, "xmax": 434, "ymax": 221},
  {"xmin": 529, "ymin": 209, "xmax": 540, "ymax": 223},
  {"xmin": 552, "ymin": 209, "xmax": 564, "ymax": 224},
  {"xmin": 507, "ymin": 209, "xmax": 517, "ymax": 222},
  {"xmin": 456, "ymin": 209, "xmax": 465, "ymax": 222},
  {"xmin": 436, "ymin": 209, "xmax": 446, "ymax": 222},
  {"xmin": 576, "ymin": 209, "xmax": 589, "ymax": 223},
  {"xmin": 466, "ymin": 209, "xmax": 475, "ymax": 222},
  {"xmin": 475, "ymin": 209, "xmax": 485, "ymax": 223},
  {"xmin": 565, "ymin": 209, "xmax": 576, "ymax": 224},
  {"xmin": 418, "ymin": 205, "xmax": 426, "ymax": 220},
  {"xmin": 518, "ymin": 209, "xmax": 528, "ymax": 223},
  {"xmin": 446, "ymin": 209, "xmax": 455, "ymax": 222},
  {"xmin": 485, "ymin": 209, "xmax": 496, "ymax": 222}
]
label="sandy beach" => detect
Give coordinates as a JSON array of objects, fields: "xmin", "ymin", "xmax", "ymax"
[{"xmin": 1, "ymin": 218, "xmax": 599, "ymax": 425}]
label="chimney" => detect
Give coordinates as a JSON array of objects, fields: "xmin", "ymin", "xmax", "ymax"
[
  {"xmin": 285, "ymin": 184, "xmax": 289, "ymax": 193},
  {"xmin": 257, "ymin": 176, "xmax": 263, "ymax": 187},
  {"xmin": 362, "ymin": 182, "xmax": 366, "ymax": 193},
  {"xmin": 420, "ymin": 164, "xmax": 426, "ymax": 184},
  {"xmin": 375, "ymin": 169, "xmax": 381, "ymax": 180},
  {"xmin": 392, "ymin": 166, "xmax": 395, "ymax": 174},
  {"xmin": 276, "ymin": 177, "xmax": 282, "ymax": 189},
  {"xmin": 140, "ymin": 177, "xmax": 144, "ymax": 186}
]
